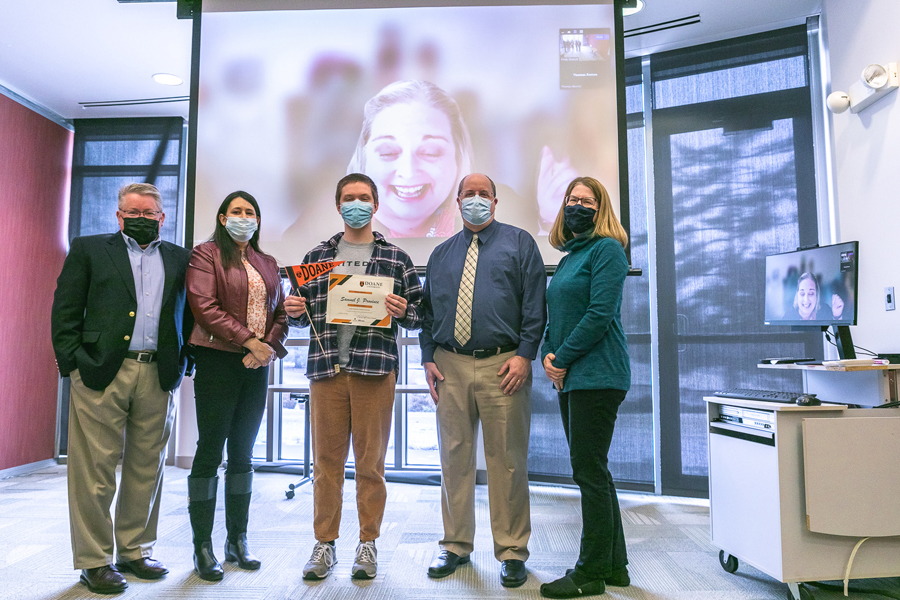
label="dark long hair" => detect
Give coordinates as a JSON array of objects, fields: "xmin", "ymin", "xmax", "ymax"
[{"xmin": 212, "ymin": 190, "xmax": 268, "ymax": 269}]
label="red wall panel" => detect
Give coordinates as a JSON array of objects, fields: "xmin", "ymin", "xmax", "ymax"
[{"xmin": 0, "ymin": 94, "xmax": 73, "ymax": 470}]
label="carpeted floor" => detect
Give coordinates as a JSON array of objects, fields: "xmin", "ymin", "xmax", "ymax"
[{"xmin": 0, "ymin": 464, "xmax": 895, "ymax": 600}]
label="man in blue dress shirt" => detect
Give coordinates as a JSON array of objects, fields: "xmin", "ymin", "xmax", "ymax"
[{"xmin": 420, "ymin": 173, "xmax": 546, "ymax": 588}]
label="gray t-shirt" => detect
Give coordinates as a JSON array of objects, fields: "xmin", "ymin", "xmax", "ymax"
[{"xmin": 333, "ymin": 237, "xmax": 375, "ymax": 367}]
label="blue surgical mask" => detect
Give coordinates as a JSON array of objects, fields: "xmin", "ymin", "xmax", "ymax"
[
  {"xmin": 224, "ymin": 217, "xmax": 258, "ymax": 242},
  {"xmin": 340, "ymin": 200, "xmax": 374, "ymax": 229},
  {"xmin": 461, "ymin": 195, "xmax": 493, "ymax": 226}
]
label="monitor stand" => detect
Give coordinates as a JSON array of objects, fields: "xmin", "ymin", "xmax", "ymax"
[{"xmin": 827, "ymin": 325, "xmax": 856, "ymax": 360}]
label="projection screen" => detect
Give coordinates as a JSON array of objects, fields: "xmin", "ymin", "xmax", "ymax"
[{"xmin": 194, "ymin": 0, "xmax": 624, "ymax": 267}]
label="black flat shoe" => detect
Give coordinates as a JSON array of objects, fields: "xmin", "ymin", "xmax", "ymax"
[
  {"xmin": 115, "ymin": 557, "xmax": 169, "ymax": 580},
  {"xmin": 80, "ymin": 566, "xmax": 127, "ymax": 594},
  {"xmin": 500, "ymin": 559, "xmax": 527, "ymax": 588},
  {"xmin": 541, "ymin": 573, "xmax": 606, "ymax": 598},
  {"xmin": 225, "ymin": 534, "xmax": 261, "ymax": 570},
  {"xmin": 194, "ymin": 541, "xmax": 224, "ymax": 581},
  {"xmin": 427, "ymin": 550, "xmax": 470, "ymax": 578}
]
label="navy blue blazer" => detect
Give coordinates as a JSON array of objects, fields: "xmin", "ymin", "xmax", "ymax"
[{"xmin": 51, "ymin": 232, "xmax": 193, "ymax": 392}]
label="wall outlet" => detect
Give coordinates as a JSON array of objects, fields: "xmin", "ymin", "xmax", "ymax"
[{"xmin": 886, "ymin": 287, "xmax": 896, "ymax": 311}]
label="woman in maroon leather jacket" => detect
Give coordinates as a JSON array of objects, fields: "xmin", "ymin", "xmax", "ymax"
[{"xmin": 185, "ymin": 190, "xmax": 288, "ymax": 582}]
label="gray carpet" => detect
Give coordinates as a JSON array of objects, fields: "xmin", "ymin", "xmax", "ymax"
[{"xmin": 0, "ymin": 465, "xmax": 894, "ymax": 599}]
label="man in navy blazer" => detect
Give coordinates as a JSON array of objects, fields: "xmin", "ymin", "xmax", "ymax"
[{"xmin": 51, "ymin": 183, "xmax": 193, "ymax": 595}]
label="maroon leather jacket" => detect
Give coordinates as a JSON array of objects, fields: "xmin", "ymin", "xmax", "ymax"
[{"xmin": 186, "ymin": 241, "xmax": 288, "ymax": 358}]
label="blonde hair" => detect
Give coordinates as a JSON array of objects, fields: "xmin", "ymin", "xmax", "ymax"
[
  {"xmin": 347, "ymin": 80, "xmax": 473, "ymax": 184},
  {"xmin": 792, "ymin": 272, "xmax": 820, "ymax": 312},
  {"xmin": 548, "ymin": 176, "xmax": 628, "ymax": 250}
]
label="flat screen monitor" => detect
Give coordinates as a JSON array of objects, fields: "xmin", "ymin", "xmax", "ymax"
[{"xmin": 764, "ymin": 241, "xmax": 859, "ymax": 327}]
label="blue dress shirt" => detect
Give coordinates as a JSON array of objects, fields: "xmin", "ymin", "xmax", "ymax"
[
  {"xmin": 420, "ymin": 219, "xmax": 547, "ymax": 363},
  {"xmin": 123, "ymin": 232, "xmax": 164, "ymax": 352}
]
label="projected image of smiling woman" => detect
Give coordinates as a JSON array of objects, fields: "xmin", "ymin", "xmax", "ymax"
[{"xmin": 348, "ymin": 80, "xmax": 473, "ymax": 238}]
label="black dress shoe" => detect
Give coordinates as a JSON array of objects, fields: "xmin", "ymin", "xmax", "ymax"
[
  {"xmin": 194, "ymin": 541, "xmax": 225, "ymax": 581},
  {"xmin": 225, "ymin": 534, "xmax": 261, "ymax": 570},
  {"xmin": 80, "ymin": 566, "xmax": 127, "ymax": 594},
  {"xmin": 115, "ymin": 557, "xmax": 169, "ymax": 580},
  {"xmin": 427, "ymin": 550, "xmax": 470, "ymax": 579},
  {"xmin": 500, "ymin": 559, "xmax": 527, "ymax": 588}
]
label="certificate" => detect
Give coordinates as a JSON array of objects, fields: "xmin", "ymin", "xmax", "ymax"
[{"xmin": 325, "ymin": 274, "xmax": 393, "ymax": 328}]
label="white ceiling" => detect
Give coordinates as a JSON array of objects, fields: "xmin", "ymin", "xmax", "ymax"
[{"xmin": 0, "ymin": 0, "xmax": 822, "ymax": 122}]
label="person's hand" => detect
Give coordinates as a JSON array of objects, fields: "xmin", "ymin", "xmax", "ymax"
[
  {"xmin": 542, "ymin": 353, "xmax": 567, "ymax": 384},
  {"xmin": 425, "ymin": 362, "xmax": 444, "ymax": 404},
  {"xmin": 284, "ymin": 295, "xmax": 306, "ymax": 318},
  {"xmin": 498, "ymin": 355, "xmax": 530, "ymax": 396},
  {"xmin": 831, "ymin": 294, "xmax": 845, "ymax": 319},
  {"xmin": 242, "ymin": 353, "xmax": 261, "ymax": 369},
  {"xmin": 385, "ymin": 293, "xmax": 408, "ymax": 318},
  {"xmin": 244, "ymin": 338, "xmax": 275, "ymax": 366},
  {"xmin": 537, "ymin": 146, "xmax": 579, "ymax": 229}
]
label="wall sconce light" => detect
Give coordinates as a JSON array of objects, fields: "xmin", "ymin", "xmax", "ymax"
[{"xmin": 827, "ymin": 62, "xmax": 899, "ymax": 114}]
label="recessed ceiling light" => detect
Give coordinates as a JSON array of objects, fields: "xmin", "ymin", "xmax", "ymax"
[
  {"xmin": 152, "ymin": 73, "xmax": 183, "ymax": 86},
  {"xmin": 622, "ymin": 0, "xmax": 645, "ymax": 17}
]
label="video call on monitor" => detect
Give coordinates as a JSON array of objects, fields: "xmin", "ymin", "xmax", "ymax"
[{"xmin": 194, "ymin": 1, "xmax": 623, "ymax": 267}]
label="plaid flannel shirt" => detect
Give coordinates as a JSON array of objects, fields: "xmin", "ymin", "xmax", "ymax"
[{"xmin": 291, "ymin": 232, "xmax": 423, "ymax": 380}]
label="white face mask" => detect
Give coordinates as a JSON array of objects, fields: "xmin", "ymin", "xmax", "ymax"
[{"xmin": 224, "ymin": 217, "xmax": 258, "ymax": 242}]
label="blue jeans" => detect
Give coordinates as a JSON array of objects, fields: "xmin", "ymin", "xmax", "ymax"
[{"xmin": 558, "ymin": 388, "xmax": 628, "ymax": 578}]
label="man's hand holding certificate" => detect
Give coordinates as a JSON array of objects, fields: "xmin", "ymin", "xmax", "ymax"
[{"xmin": 326, "ymin": 274, "xmax": 402, "ymax": 328}]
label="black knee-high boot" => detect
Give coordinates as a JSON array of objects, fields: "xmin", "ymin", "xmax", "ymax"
[
  {"xmin": 188, "ymin": 476, "xmax": 224, "ymax": 581},
  {"xmin": 224, "ymin": 471, "xmax": 261, "ymax": 570}
]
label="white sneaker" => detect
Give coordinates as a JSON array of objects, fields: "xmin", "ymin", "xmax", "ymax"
[
  {"xmin": 352, "ymin": 541, "xmax": 377, "ymax": 579},
  {"xmin": 303, "ymin": 542, "xmax": 336, "ymax": 580}
]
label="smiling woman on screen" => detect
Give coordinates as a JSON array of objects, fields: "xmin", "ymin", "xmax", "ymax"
[
  {"xmin": 784, "ymin": 272, "xmax": 844, "ymax": 320},
  {"xmin": 348, "ymin": 80, "xmax": 473, "ymax": 238}
]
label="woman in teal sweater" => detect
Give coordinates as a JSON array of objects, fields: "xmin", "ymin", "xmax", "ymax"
[{"xmin": 539, "ymin": 176, "xmax": 631, "ymax": 599}]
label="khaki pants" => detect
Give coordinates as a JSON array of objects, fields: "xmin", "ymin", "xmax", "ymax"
[
  {"xmin": 434, "ymin": 347, "xmax": 532, "ymax": 561},
  {"xmin": 309, "ymin": 371, "xmax": 396, "ymax": 542},
  {"xmin": 67, "ymin": 360, "xmax": 175, "ymax": 569}
]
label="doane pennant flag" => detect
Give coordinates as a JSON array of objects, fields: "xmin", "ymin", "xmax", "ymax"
[{"xmin": 286, "ymin": 261, "xmax": 344, "ymax": 292}]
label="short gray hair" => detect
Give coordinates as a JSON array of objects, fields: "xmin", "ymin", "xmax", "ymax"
[{"xmin": 118, "ymin": 183, "xmax": 163, "ymax": 212}]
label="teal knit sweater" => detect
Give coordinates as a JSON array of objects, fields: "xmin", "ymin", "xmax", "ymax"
[{"xmin": 541, "ymin": 234, "xmax": 631, "ymax": 392}]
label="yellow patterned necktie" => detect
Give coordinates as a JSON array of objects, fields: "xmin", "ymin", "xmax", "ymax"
[{"xmin": 454, "ymin": 234, "xmax": 479, "ymax": 346}]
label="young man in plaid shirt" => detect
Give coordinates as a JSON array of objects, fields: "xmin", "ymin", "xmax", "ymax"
[{"xmin": 284, "ymin": 173, "xmax": 423, "ymax": 581}]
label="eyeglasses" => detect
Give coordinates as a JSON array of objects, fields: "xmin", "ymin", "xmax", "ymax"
[
  {"xmin": 565, "ymin": 195, "xmax": 598, "ymax": 209},
  {"xmin": 460, "ymin": 190, "xmax": 494, "ymax": 200},
  {"xmin": 122, "ymin": 209, "xmax": 162, "ymax": 219}
]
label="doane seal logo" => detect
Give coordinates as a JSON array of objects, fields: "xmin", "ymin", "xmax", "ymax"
[{"xmin": 362, "ymin": 280, "xmax": 384, "ymax": 288}]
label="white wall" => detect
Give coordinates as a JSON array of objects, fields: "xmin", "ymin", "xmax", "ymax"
[{"xmin": 822, "ymin": 0, "xmax": 900, "ymax": 354}]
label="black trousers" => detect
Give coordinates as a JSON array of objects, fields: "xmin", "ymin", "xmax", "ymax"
[
  {"xmin": 558, "ymin": 388, "xmax": 628, "ymax": 578},
  {"xmin": 190, "ymin": 346, "xmax": 269, "ymax": 479}
]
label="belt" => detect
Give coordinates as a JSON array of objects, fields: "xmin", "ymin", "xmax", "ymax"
[
  {"xmin": 439, "ymin": 343, "xmax": 518, "ymax": 359},
  {"xmin": 125, "ymin": 350, "xmax": 157, "ymax": 363}
]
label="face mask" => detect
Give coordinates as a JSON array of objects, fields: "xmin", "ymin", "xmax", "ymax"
[
  {"xmin": 340, "ymin": 200, "xmax": 374, "ymax": 229},
  {"xmin": 122, "ymin": 217, "xmax": 160, "ymax": 246},
  {"xmin": 224, "ymin": 217, "xmax": 258, "ymax": 242},
  {"xmin": 564, "ymin": 205, "xmax": 597, "ymax": 234},
  {"xmin": 461, "ymin": 195, "xmax": 493, "ymax": 226}
]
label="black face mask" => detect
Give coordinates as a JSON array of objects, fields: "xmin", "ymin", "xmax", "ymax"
[
  {"xmin": 122, "ymin": 217, "xmax": 160, "ymax": 246},
  {"xmin": 563, "ymin": 204, "xmax": 597, "ymax": 234}
]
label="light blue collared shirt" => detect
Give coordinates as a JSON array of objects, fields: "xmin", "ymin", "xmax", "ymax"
[{"xmin": 122, "ymin": 232, "xmax": 164, "ymax": 352}]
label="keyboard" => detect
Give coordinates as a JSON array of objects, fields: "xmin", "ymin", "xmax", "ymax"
[{"xmin": 713, "ymin": 388, "xmax": 805, "ymax": 404}]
